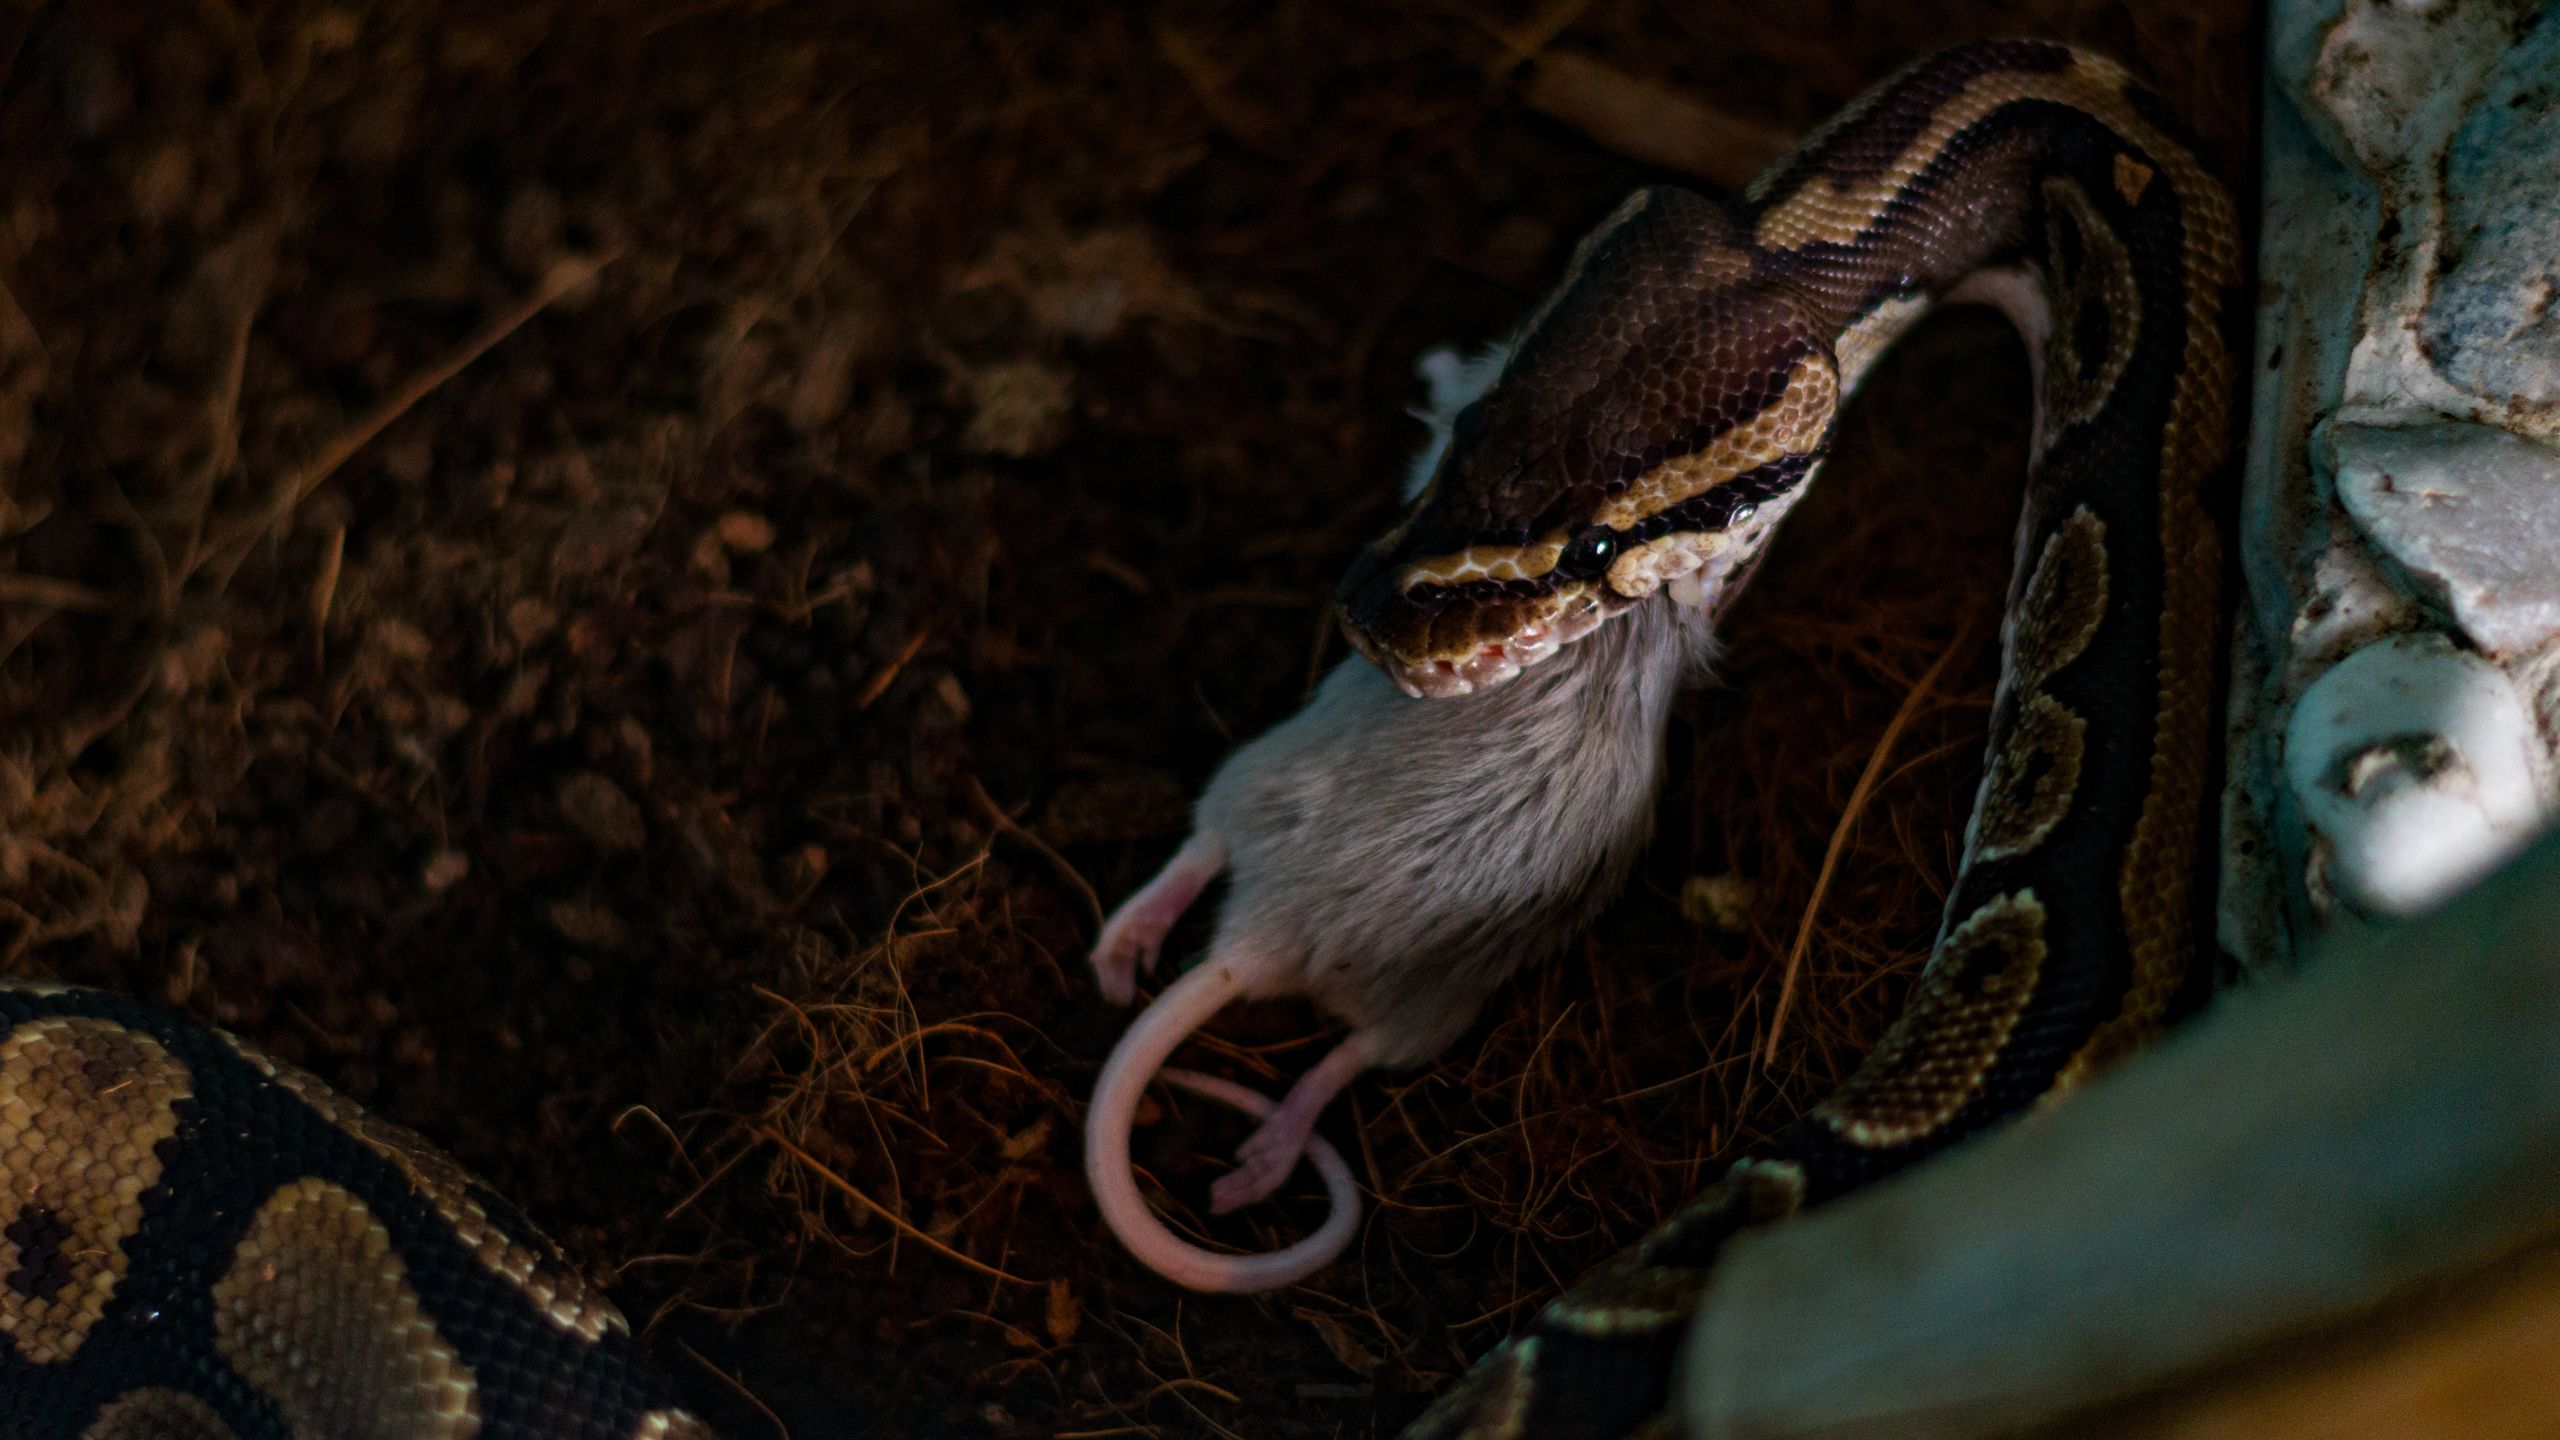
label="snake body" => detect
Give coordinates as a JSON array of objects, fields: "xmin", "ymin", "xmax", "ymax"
[
  {"xmin": 0, "ymin": 980, "xmax": 714, "ymax": 1439},
  {"xmin": 1349, "ymin": 40, "xmax": 2238, "ymax": 1440}
]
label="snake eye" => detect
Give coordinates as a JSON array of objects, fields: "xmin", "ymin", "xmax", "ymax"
[{"xmin": 1558, "ymin": 526, "xmax": 1619, "ymax": 578}]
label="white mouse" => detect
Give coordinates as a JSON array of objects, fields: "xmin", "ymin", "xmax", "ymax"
[{"xmin": 1082, "ymin": 345, "xmax": 1730, "ymax": 1291}]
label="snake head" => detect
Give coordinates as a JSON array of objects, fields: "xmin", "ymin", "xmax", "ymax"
[{"xmin": 1337, "ymin": 188, "xmax": 1839, "ymax": 700}]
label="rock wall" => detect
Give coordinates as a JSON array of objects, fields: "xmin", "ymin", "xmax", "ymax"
[{"xmin": 2224, "ymin": 0, "xmax": 2560, "ymax": 971}]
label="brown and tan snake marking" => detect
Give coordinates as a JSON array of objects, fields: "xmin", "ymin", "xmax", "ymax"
[
  {"xmin": 0, "ymin": 980, "xmax": 718, "ymax": 1440},
  {"xmin": 1366, "ymin": 40, "xmax": 2239, "ymax": 1440}
]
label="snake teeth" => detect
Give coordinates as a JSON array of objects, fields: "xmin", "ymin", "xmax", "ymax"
[
  {"xmin": 1385, "ymin": 580, "xmax": 1624, "ymax": 699},
  {"xmin": 1398, "ymin": 623, "xmax": 1586, "ymax": 696},
  {"xmin": 1392, "ymin": 660, "xmax": 1472, "ymax": 698},
  {"xmin": 1389, "ymin": 640, "xmax": 1536, "ymax": 698},
  {"xmin": 1460, "ymin": 649, "xmax": 1522, "ymax": 689},
  {"xmin": 1405, "ymin": 594, "xmax": 1613, "ymax": 697}
]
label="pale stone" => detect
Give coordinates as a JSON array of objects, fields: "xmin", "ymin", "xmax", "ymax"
[
  {"xmin": 2328, "ymin": 420, "xmax": 2560, "ymax": 658},
  {"xmin": 2421, "ymin": 8, "xmax": 2560, "ymax": 412},
  {"xmin": 2281, "ymin": 633, "xmax": 2544, "ymax": 918}
]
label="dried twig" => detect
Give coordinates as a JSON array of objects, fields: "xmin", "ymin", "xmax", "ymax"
[
  {"xmin": 196, "ymin": 250, "xmax": 618, "ymax": 586},
  {"xmin": 853, "ymin": 629, "xmax": 929, "ymax": 711},
  {"xmin": 967, "ymin": 774, "xmax": 1105, "ymax": 928},
  {"xmin": 0, "ymin": 574, "xmax": 111, "ymax": 612},
  {"xmin": 756, "ymin": 1126, "xmax": 1037, "ymax": 1286},
  {"xmin": 671, "ymin": 1337, "xmax": 793, "ymax": 1440},
  {"xmin": 1520, "ymin": 52, "xmax": 1797, "ymax": 190}
]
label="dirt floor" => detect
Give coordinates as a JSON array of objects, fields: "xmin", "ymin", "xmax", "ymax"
[{"xmin": 0, "ymin": 2, "xmax": 2253, "ymax": 1436}]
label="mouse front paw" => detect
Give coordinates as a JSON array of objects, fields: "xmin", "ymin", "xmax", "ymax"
[
  {"xmin": 1089, "ymin": 832, "xmax": 1226, "ymax": 1006},
  {"xmin": 1089, "ymin": 912, "xmax": 1166, "ymax": 1007}
]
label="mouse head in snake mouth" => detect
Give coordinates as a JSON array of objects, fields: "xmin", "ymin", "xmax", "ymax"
[{"xmin": 1338, "ymin": 188, "xmax": 1840, "ymax": 699}]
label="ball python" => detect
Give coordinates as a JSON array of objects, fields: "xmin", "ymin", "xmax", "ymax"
[
  {"xmin": 0, "ymin": 979, "xmax": 717, "ymax": 1439},
  {"xmin": 1337, "ymin": 38, "xmax": 2238, "ymax": 1440}
]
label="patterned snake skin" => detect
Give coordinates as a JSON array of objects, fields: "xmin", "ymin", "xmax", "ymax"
[
  {"xmin": 0, "ymin": 981, "xmax": 715, "ymax": 1439},
  {"xmin": 1354, "ymin": 40, "xmax": 2240, "ymax": 1440}
]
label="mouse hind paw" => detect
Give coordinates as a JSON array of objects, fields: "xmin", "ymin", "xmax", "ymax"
[
  {"xmin": 1211, "ymin": 1123, "xmax": 1307, "ymax": 1214},
  {"xmin": 1207, "ymin": 1029, "xmax": 1378, "ymax": 1215}
]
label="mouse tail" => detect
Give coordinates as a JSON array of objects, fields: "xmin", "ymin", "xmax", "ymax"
[{"xmin": 1084, "ymin": 954, "xmax": 1362, "ymax": 1292}]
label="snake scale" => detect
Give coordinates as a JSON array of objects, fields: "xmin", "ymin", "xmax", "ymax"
[{"xmin": 0, "ymin": 37, "xmax": 2235, "ymax": 1440}]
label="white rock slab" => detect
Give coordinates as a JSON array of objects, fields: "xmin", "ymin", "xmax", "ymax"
[
  {"xmin": 2283, "ymin": 632, "xmax": 2544, "ymax": 916},
  {"xmin": 2328, "ymin": 419, "xmax": 2560, "ymax": 658}
]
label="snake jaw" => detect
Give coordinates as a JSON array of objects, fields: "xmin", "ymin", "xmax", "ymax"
[
  {"xmin": 1350, "ymin": 520, "xmax": 1776, "ymax": 699},
  {"xmin": 1369, "ymin": 598, "xmax": 1608, "ymax": 698}
]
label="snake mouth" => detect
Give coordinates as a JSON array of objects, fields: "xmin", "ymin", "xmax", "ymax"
[
  {"xmin": 1343, "ymin": 529, "xmax": 1757, "ymax": 699},
  {"xmin": 1364, "ymin": 592, "xmax": 1614, "ymax": 699}
]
